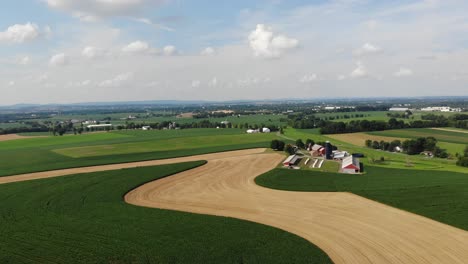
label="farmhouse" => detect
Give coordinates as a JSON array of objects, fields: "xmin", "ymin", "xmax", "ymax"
[
  {"xmin": 283, "ymin": 155, "xmax": 300, "ymax": 166},
  {"xmin": 142, "ymin": 126, "xmax": 151, "ymax": 130},
  {"xmin": 341, "ymin": 156, "xmax": 361, "ymax": 174},
  {"xmin": 262, "ymin": 127, "xmax": 271, "ymax": 133},
  {"xmin": 310, "ymin": 144, "xmax": 325, "ymax": 157}
]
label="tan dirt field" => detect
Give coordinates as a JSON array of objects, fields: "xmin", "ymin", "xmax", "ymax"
[
  {"xmin": 0, "ymin": 149, "xmax": 264, "ymax": 185},
  {"xmin": 2, "ymin": 148, "xmax": 468, "ymax": 263},
  {"xmin": 0, "ymin": 134, "xmax": 46, "ymax": 142},
  {"xmin": 126, "ymin": 151, "xmax": 468, "ymax": 264},
  {"xmin": 327, "ymin": 132, "xmax": 407, "ymax": 146},
  {"xmin": 431, "ymin": 127, "xmax": 468, "ymax": 134}
]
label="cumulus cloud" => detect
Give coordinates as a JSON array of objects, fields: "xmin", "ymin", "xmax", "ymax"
[
  {"xmin": 208, "ymin": 77, "xmax": 218, "ymax": 87},
  {"xmin": 299, "ymin": 74, "xmax": 317, "ymax": 83},
  {"xmin": 45, "ymin": 0, "xmax": 166, "ymax": 21},
  {"xmin": 248, "ymin": 24, "xmax": 299, "ymax": 58},
  {"xmin": 394, "ymin": 67, "xmax": 413, "ymax": 77},
  {"xmin": 354, "ymin": 43, "xmax": 382, "ymax": 56},
  {"xmin": 99, "ymin": 72, "xmax": 133, "ymax": 87},
  {"xmin": 49, "ymin": 53, "xmax": 69, "ymax": 67},
  {"xmin": 122, "ymin": 41, "xmax": 151, "ymax": 53},
  {"xmin": 191, "ymin": 80, "xmax": 201, "ymax": 88},
  {"xmin": 19, "ymin": 56, "xmax": 31, "ymax": 65},
  {"xmin": 350, "ymin": 61, "xmax": 368, "ymax": 78},
  {"xmin": 163, "ymin": 45, "xmax": 177, "ymax": 56},
  {"xmin": 82, "ymin": 46, "xmax": 105, "ymax": 59},
  {"xmin": 201, "ymin": 47, "xmax": 215, "ymax": 56},
  {"xmin": 0, "ymin": 23, "xmax": 50, "ymax": 44}
]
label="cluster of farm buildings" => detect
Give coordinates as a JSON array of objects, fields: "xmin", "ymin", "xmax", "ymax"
[
  {"xmin": 389, "ymin": 106, "xmax": 463, "ymax": 112},
  {"xmin": 283, "ymin": 141, "xmax": 362, "ymax": 174}
]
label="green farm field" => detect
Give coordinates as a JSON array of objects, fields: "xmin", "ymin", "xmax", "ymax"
[
  {"xmin": 0, "ymin": 162, "xmax": 331, "ymax": 263},
  {"xmin": 256, "ymin": 165, "xmax": 468, "ymax": 231},
  {"xmin": 54, "ymin": 133, "xmax": 278, "ymax": 158},
  {"xmin": 0, "ymin": 129, "xmax": 279, "ymax": 176}
]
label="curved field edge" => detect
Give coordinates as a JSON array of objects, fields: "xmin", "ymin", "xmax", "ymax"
[
  {"xmin": 0, "ymin": 161, "xmax": 332, "ymax": 264},
  {"xmin": 0, "ymin": 142, "xmax": 270, "ymax": 177},
  {"xmin": 255, "ymin": 166, "xmax": 468, "ymax": 231}
]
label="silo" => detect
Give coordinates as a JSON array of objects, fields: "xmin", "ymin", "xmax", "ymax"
[{"xmin": 325, "ymin": 141, "xmax": 333, "ymax": 160}]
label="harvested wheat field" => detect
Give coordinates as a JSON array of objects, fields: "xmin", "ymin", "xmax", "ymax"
[
  {"xmin": 0, "ymin": 134, "xmax": 44, "ymax": 142},
  {"xmin": 126, "ymin": 151, "xmax": 468, "ymax": 264},
  {"xmin": 327, "ymin": 132, "xmax": 407, "ymax": 146}
]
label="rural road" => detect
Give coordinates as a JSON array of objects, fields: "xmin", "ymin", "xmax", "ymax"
[{"xmin": 2, "ymin": 148, "xmax": 468, "ymax": 263}]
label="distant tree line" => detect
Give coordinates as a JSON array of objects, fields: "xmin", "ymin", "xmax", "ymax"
[
  {"xmin": 365, "ymin": 137, "xmax": 449, "ymax": 158},
  {"xmin": 456, "ymin": 146, "xmax": 468, "ymax": 167}
]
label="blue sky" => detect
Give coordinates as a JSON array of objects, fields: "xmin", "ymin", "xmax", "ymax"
[{"xmin": 0, "ymin": 0, "xmax": 467, "ymax": 104}]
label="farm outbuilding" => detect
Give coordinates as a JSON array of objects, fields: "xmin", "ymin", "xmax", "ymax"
[
  {"xmin": 341, "ymin": 156, "xmax": 361, "ymax": 174},
  {"xmin": 262, "ymin": 127, "xmax": 271, "ymax": 133},
  {"xmin": 310, "ymin": 144, "xmax": 325, "ymax": 157},
  {"xmin": 283, "ymin": 155, "xmax": 300, "ymax": 166}
]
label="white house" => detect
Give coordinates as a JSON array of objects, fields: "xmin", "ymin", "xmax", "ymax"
[
  {"xmin": 142, "ymin": 126, "xmax": 151, "ymax": 130},
  {"xmin": 262, "ymin": 127, "xmax": 271, "ymax": 133},
  {"xmin": 246, "ymin": 129, "xmax": 259, "ymax": 134}
]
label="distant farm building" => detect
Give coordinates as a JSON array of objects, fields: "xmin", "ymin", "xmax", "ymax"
[
  {"xmin": 262, "ymin": 127, "xmax": 271, "ymax": 133},
  {"xmin": 87, "ymin": 124, "xmax": 112, "ymax": 129},
  {"xmin": 142, "ymin": 126, "xmax": 151, "ymax": 130},
  {"xmin": 310, "ymin": 144, "xmax": 325, "ymax": 157},
  {"xmin": 420, "ymin": 106, "xmax": 461, "ymax": 112},
  {"xmin": 341, "ymin": 156, "xmax": 361, "ymax": 174},
  {"xmin": 220, "ymin": 121, "xmax": 230, "ymax": 125},
  {"xmin": 283, "ymin": 155, "xmax": 300, "ymax": 166},
  {"xmin": 332, "ymin": 150, "xmax": 349, "ymax": 160},
  {"xmin": 246, "ymin": 129, "xmax": 260, "ymax": 134},
  {"xmin": 389, "ymin": 107, "xmax": 409, "ymax": 111}
]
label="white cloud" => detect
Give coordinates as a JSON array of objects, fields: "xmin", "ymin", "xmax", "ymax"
[
  {"xmin": 394, "ymin": 67, "xmax": 413, "ymax": 77},
  {"xmin": 8, "ymin": 81, "xmax": 15, "ymax": 86},
  {"xmin": 45, "ymin": 0, "xmax": 166, "ymax": 21},
  {"xmin": 208, "ymin": 77, "xmax": 218, "ymax": 87},
  {"xmin": 134, "ymin": 18, "xmax": 174, "ymax": 31},
  {"xmin": 38, "ymin": 74, "xmax": 49, "ymax": 83},
  {"xmin": 163, "ymin": 45, "xmax": 177, "ymax": 56},
  {"xmin": 337, "ymin": 75, "xmax": 346, "ymax": 81},
  {"xmin": 19, "ymin": 56, "xmax": 31, "ymax": 65},
  {"xmin": 0, "ymin": 23, "xmax": 43, "ymax": 44},
  {"xmin": 350, "ymin": 61, "xmax": 368, "ymax": 78},
  {"xmin": 191, "ymin": 80, "xmax": 201, "ymax": 88},
  {"xmin": 354, "ymin": 43, "xmax": 382, "ymax": 56},
  {"xmin": 99, "ymin": 72, "xmax": 133, "ymax": 87},
  {"xmin": 299, "ymin": 74, "xmax": 317, "ymax": 83},
  {"xmin": 49, "ymin": 53, "xmax": 69, "ymax": 67},
  {"xmin": 201, "ymin": 47, "xmax": 215, "ymax": 56},
  {"xmin": 122, "ymin": 41, "xmax": 151, "ymax": 53},
  {"xmin": 82, "ymin": 46, "xmax": 105, "ymax": 59},
  {"xmin": 248, "ymin": 24, "xmax": 299, "ymax": 58}
]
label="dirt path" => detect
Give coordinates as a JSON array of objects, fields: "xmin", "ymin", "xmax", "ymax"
[
  {"xmin": 326, "ymin": 132, "xmax": 407, "ymax": 147},
  {"xmin": 126, "ymin": 152, "xmax": 468, "ymax": 264},
  {"xmin": 431, "ymin": 127, "xmax": 468, "ymax": 134}
]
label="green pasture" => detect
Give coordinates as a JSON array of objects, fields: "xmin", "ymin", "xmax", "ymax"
[
  {"xmin": 256, "ymin": 166, "xmax": 468, "ymax": 231},
  {"xmin": 0, "ymin": 162, "xmax": 331, "ymax": 263},
  {"xmin": 55, "ymin": 133, "xmax": 278, "ymax": 158}
]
